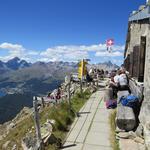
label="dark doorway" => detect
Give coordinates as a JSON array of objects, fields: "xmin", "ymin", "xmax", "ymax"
[
  {"xmin": 129, "ymin": 52, "xmax": 134, "ymax": 77},
  {"xmin": 138, "ymin": 36, "xmax": 146, "ymax": 82},
  {"xmin": 133, "ymin": 45, "xmax": 140, "ymax": 78}
]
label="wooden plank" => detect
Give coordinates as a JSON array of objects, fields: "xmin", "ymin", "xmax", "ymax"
[{"xmin": 33, "ymin": 96, "xmax": 42, "ymax": 150}]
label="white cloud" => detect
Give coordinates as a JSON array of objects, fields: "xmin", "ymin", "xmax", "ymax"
[
  {"xmin": 40, "ymin": 46, "xmax": 89, "ymax": 62},
  {"xmin": 113, "ymin": 45, "xmax": 125, "ymax": 51},
  {"xmin": 41, "ymin": 44, "xmax": 124, "ymax": 53},
  {"xmin": 0, "ymin": 43, "xmax": 24, "ymax": 51},
  {"xmin": 95, "ymin": 51, "xmax": 123, "ymax": 57},
  {"xmin": 0, "ymin": 42, "xmax": 40, "ymax": 62},
  {"xmin": 27, "ymin": 51, "xmax": 39, "ymax": 56},
  {"xmin": 0, "ymin": 42, "xmax": 124, "ymax": 63},
  {"xmin": 0, "ymin": 43, "xmax": 25, "ymax": 60},
  {"xmin": 40, "ymin": 44, "xmax": 124, "ymax": 62},
  {"xmin": 111, "ymin": 59, "xmax": 123, "ymax": 64}
]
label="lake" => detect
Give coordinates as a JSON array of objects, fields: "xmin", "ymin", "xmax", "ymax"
[{"xmin": 0, "ymin": 91, "xmax": 6, "ymax": 97}]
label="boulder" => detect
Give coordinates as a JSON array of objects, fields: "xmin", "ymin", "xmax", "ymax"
[
  {"xmin": 135, "ymin": 123, "xmax": 144, "ymax": 138},
  {"xmin": 134, "ymin": 137, "xmax": 144, "ymax": 144},
  {"xmin": 22, "ymin": 133, "xmax": 37, "ymax": 150},
  {"xmin": 116, "ymin": 104, "xmax": 136, "ymax": 131},
  {"xmin": 116, "ymin": 131, "xmax": 136, "ymax": 140},
  {"xmin": 2, "ymin": 141, "xmax": 10, "ymax": 150}
]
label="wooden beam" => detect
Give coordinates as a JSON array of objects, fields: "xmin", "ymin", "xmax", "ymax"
[{"xmin": 33, "ymin": 96, "xmax": 42, "ymax": 150}]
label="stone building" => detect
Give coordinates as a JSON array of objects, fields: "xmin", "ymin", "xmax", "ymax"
[{"xmin": 124, "ymin": 1, "xmax": 150, "ymax": 149}]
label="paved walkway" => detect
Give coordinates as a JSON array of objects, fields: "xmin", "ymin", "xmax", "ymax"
[{"xmin": 62, "ymin": 89, "xmax": 112, "ymax": 150}]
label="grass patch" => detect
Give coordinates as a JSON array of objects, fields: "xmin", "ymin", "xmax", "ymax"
[
  {"xmin": 0, "ymin": 115, "xmax": 34, "ymax": 150},
  {"xmin": 0, "ymin": 89, "xmax": 92, "ymax": 150},
  {"xmin": 109, "ymin": 109, "xmax": 120, "ymax": 150}
]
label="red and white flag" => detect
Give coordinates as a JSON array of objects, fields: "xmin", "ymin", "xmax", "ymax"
[{"xmin": 106, "ymin": 39, "xmax": 114, "ymax": 46}]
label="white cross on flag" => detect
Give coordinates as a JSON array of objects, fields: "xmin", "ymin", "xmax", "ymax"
[{"xmin": 106, "ymin": 39, "xmax": 114, "ymax": 46}]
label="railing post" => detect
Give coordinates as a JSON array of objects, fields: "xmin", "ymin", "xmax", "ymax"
[
  {"xmin": 96, "ymin": 74, "xmax": 99, "ymax": 87},
  {"xmin": 68, "ymin": 74, "xmax": 72, "ymax": 111},
  {"xmin": 33, "ymin": 96, "xmax": 42, "ymax": 150},
  {"xmin": 80, "ymin": 79, "xmax": 83, "ymax": 95}
]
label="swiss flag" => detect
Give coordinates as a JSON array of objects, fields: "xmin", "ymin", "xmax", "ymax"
[{"xmin": 106, "ymin": 39, "xmax": 114, "ymax": 46}]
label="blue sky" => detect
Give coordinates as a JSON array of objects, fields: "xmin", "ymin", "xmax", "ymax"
[{"xmin": 0, "ymin": 0, "xmax": 146, "ymax": 65}]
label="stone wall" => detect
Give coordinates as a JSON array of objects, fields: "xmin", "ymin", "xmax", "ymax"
[
  {"xmin": 139, "ymin": 30, "xmax": 150, "ymax": 149},
  {"xmin": 125, "ymin": 22, "xmax": 150, "ymax": 149},
  {"xmin": 125, "ymin": 23, "xmax": 149, "ymax": 57}
]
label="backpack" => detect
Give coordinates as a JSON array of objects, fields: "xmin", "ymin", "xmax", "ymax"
[
  {"xmin": 106, "ymin": 100, "xmax": 117, "ymax": 109},
  {"xmin": 120, "ymin": 95, "xmax": 139, "ymax": 108}
]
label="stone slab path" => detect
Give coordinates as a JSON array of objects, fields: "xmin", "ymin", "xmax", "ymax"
[{"xmin": 62, "ymin": 89, "xmax": 112, "ymax": 150}]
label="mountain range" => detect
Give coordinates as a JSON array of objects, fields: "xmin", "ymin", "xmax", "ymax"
[
  {"xmin": 0, "ymin": 57, "xmax": 77, "ymax": 123},
  {"xmin": 89, "ymin": 61, "xmax": 119, "ymax": 71},
  {"xmin": 0, "ymin": 57, "xmax": 119, "ymax": 96},
  {"xmin": 0, "ymin": 57, "xmax": 119, "ymax": 123},
  {"xmin": 0, "ymin": 57, "xmax": 77, "ymax": 95},
  {"xmin": 0, "ymin": 57, "xmax": 31, "ymax": 74}
]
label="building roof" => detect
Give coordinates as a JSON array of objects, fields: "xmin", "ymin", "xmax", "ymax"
[{"xmin": 129, "ymin": 5, "xmax": 150, "ymax": 22}]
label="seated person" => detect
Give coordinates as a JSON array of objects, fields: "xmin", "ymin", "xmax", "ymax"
[{"xmin": 109, "ymin": 76, "xmax": 118, "ymax": 98}]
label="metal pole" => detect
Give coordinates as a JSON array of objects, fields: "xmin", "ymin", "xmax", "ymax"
[
  {"xmin": 80, "ymin": 59, "xmax": 84, "ymax": 95},
  {"xmin": 33, "ymin": 96, "xmax": 42, "ymax": 150}
]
